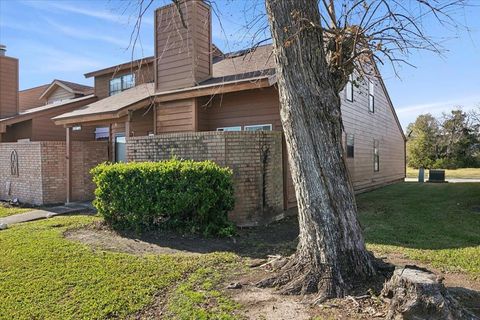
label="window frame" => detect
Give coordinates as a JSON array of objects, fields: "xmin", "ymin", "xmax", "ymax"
[
  {"xmin": 244, "ymin": 124, "xmax": 273, "ymax": 131},
  {"xmin": 368, "ymin": 80, "xmax": 375, "ymax": 113},
  {"xmin": 109, "ymin": 73, "xmax": 135, "ymax": 96},
  {"xmin": 94, "ymin": 127, "xmax": 110, "ymax": 141},
  {"xmin": 373, "ymin": 139, "xmax": 380, "ymax": 172},
  {"xmin": 345, "ymin": 74, "xmax": 354, "ymax": 102},
  {"xmin": 346, "ymin": 133, "xmax": 354, "ymax": 158},
  {"xmin": 216, "ymin": 126, "xmax": 242, "ymax": 132}
]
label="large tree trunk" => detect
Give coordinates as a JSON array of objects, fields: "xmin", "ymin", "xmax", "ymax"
[{"xmin": 259, "ymin": 0, "xmax": 377, "ymax": 300}]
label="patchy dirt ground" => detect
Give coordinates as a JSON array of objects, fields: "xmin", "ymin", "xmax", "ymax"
[{"xmin": 64, "ymin": 218, "xmax": 480, "ymax": 319}]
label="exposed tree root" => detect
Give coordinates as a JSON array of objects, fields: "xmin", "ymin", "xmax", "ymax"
[
  {"xmin": 382, "ymin": 266, "xmax": 478, "ymax": 320},
  {"xmin": 256, "ymin": 253, "xmax": 380, "ymax": 302}
]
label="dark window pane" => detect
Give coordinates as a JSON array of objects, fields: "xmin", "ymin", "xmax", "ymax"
[
  {"xmin": 369, "ymin": 94, "xmax": 375, "ymax": 113},
  {"xmin": 346, "ymin": 134, "xmax": 354, "ymax": 158}
]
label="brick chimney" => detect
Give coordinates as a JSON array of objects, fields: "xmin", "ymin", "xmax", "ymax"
[
  {"xmin": 0, "ymin": 45, "xmax": 19, "ymax": 118},
  {"xmin": 154, "ymin": 0, "xmax": 212, "ymax": 92}
]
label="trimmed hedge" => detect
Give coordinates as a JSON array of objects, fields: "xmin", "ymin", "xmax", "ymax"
[{"xmin": 91, "ymin": 159, "xmax": 235, "ymax": 236}]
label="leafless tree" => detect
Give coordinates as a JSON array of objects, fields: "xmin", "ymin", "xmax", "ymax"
[{"xmin": 125, "ymin": 0, "xmax": 473, "ymax": 313}]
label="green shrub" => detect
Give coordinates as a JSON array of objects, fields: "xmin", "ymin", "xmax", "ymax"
[{"xmin": 91, "ymin": 159, "xmax": 235, "ymax": 236}]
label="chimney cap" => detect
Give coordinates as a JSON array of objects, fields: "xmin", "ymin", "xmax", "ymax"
[{"xmin": 0, "ymin": 44, "xmax": 6, "ymax": 56}]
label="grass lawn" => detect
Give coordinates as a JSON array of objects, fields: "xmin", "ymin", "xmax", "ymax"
[
  {"xmin": 406, "ymin": 167, "xmax": 480, "ymax": 179},
  {"xmin": 358, "ymin": 182, "xmax": 480, "ymax": 277},
  {"xmin": 0, "ymin": 216, "xmax": 240, "ymax": 320},
  {"xmin": 0, "ymin": 205, "xmax": 30, "ymax": 218},
  {"xmin": 0, "ymin": 182, "xmax": 479, "ymax": 318}
]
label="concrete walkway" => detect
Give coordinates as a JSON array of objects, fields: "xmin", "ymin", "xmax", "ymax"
[
  {"xmin": 405, "ymin": 178, "xmax": 480, "ymax": 183},
  {"xmin": 0, "ymin": 202, "xmax": 94, "ymax": 229}
]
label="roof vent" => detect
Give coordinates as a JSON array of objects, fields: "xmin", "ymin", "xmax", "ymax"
[{"xmin": 0, "ymin": 44, "xmax": 6, "ymax": 56}]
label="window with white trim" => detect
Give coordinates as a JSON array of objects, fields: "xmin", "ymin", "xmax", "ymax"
[
  {"xmin": 244, "ymin": 124, "xmax": 272, "ymax": 131},
  {"xmin": 109, "ymin": 74, "xmax": 135, "ymax": 96},
  {"xmin": 368, "ymin": 80, "xmax": 375, "ymax": 113},
  {"xmin": 345, "ymin": 74, "xmax": 354, "ymax": 102},
  {"xmin": 216, "ymin": 126, "xmax": 242, "ymax": 132},
  {"xmin": 374, "ymin": 139, "xmax": 380, "ymax": 172}
]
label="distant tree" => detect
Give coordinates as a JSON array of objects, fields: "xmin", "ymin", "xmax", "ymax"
[
  {"xmin": 440, "ymin": 109, "xmax": 479, "ymax": 168},
  {"xmin": 407, "ymin": 110, "xmax": 480, "ymax": 169},
  {"xmin": 406, "ymin": 114, "xmax": 440, "ymax": 168}
]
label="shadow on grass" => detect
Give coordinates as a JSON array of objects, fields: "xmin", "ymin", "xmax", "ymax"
[
  {"xmin": 114, "ymin": 215, "xmax": 300, "ymax": 259},
  {"xmin": 87, "ymin": 182, "xmax": 480, "ymax": 259}
]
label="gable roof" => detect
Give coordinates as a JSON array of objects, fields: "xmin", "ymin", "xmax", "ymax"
[
  {"xmin": 54, "ymin": 42, "xmax": 403, "ymax": 142},
  {"xmin": 84, "ymin": 57, "xmax": 155, "ymax": 78},
  {"xmin": 0, "ymin": 95, "xmax": 97, "ymax": 131},
  {"xmin": 53, "ymin": 83, "xmax": 155, "ymax": 123},
  {"xmin": 19, "ymin": 84, "xmax": 51, "ymax": 111},
  {"xmin": 38, "ymin": 79, "xmax": 93, "ymax": 100},
  {"xmin": 213, "ymin": 44, "xmax": 274, "ymax": 78}
]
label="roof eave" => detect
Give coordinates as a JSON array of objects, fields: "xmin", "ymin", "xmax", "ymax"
[{"xmin": 54, "ymin": 76, "xmax": 274, "ymax": 126}]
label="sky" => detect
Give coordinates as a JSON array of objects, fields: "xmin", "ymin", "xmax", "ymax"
[{"xmin": 0, "ymin": 0, "xmax": 479, "ymax": 130}]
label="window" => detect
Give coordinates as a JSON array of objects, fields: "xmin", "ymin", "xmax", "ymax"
[
  {"xmin": 115, "ymin": 134, "xmax": 126, "ymax": 163},
  {"xmin": 94, "ymin": 127, "xmax": 109, "ymax": 141},
  {"xmin": 368, "ymin": 80, "xmax": 375, "ymax": 113},
  {"xmin": 109, "ymin": 74, "xmax": 135, "ymax": 96},
  {"xmin": 374, "ymin": 139, "xmax": 379, "ymax": 172},
  {"xmin": 244, "ymin": 124, "xmax": 272, "ymax": 131},
  {"xmin": 345, "ymin": 74, "xmax": 354, "ymax": 102},
  {"xmin": 216, "ymin": 126, "xmax": 242, "ymax": 132},
  {"xmin": 346, "ymin": 133, "xmax": 354, "ymax": 158}
]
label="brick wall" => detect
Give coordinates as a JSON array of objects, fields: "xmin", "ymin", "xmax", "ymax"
[
  {"xmin": 0, "ymin": 141, "xmax": 108, "ymax": 205},
  {"xmin": 0, "ymin": 142, "xmax": 43, "ymax": 204},
  {"xmin": 127, "ymin": 131, "xmax": 284, "ymax": 226},
  {"xmin": 71, "ymin": 141, "xmax": 109, "ymax": 202}
]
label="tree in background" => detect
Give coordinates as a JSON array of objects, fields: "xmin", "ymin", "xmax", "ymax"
[
  {"xmin": 407, "ymin": 110, "xmax": 480, "ymax": 169},
  {"xmin": 406, "ymin": 114, "xmax": 440, "ymax": 168},
  {"xmin": 440, "ymin": 110, "xmax": 479, "ymax": 168}
]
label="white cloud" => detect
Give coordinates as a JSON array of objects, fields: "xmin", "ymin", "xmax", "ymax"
[
  {"xmin": 44, "ymin": 18, "xmax": 129, "ymax": 48},
  {"xmin": 396, "ymin": 95, "xmax": 480, "ymax": 129},
  {"xmin": 397, "ymin": 95, "xmax": 480, "ymax": 114},
  {"xmin": 21, "ymin": 43, "xmax": 104, "ymax": 74},
  {"xmin": 22, "ymin": 1, "xmax": 153, "ymax": 26}
]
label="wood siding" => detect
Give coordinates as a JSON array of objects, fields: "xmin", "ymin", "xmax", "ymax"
[
  {"xmin": 192, "ymin": 83, "xmax": 404, "ymax": 208},
  {"xmin": 130, "ymin": 107, "xmax": 154, "ymax": 137},
  {"xmin": 197, "ymin": 87, "xmax": 282, "ymax": 131},
  {"xmin": 0, "ymin": 97, "xmax": 98, "ymax": 142},
  {"xmin": 94, "ymin": 63, "xmax": 154, "ymax": 100},
  {"xmin": 0, "ymin": 55, "xmax": 19, "ymax": 118},
  {"xmin": 155, "ymin": 1, "xmax": 211, "ymax": 91},
  {"xmin": 19, "ymin": 85, "xmax": 49, "ymax": 112},
  {"xmin": 1, "ymin": 120, "xmax": 32, "ymax": 142},
  {"xmin": 46, "ymin": 87, "xmax": 74, "ymax": 104},
  {"xmin": 340, "ymin": 77, "xmax": 406, "ymax": 192},
  {"xmin": 156, "ymin": 98, "xmax": 196, "ymax": 133}
]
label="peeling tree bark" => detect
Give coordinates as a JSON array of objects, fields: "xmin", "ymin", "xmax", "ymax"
[{"xmin": 258, "ymin": 0, "xmax": 377, "ymax": 300}]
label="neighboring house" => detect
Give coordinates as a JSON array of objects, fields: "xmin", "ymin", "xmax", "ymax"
[
  {"xmin": 53, "ymin": 0, "xmax": 406, "ymax": 222},
  {"xmin": 0, "ymin": 46, "xmax": 96, "ymax": 142}
]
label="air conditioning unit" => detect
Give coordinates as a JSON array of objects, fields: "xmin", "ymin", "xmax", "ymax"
[{"xmin": 428, "ymin": 169, "xmax": 446, "ymax": 183}]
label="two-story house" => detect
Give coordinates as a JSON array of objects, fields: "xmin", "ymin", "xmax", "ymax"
[
  {"xmin": 53, "ymin": 0, "xmax": 405, "ymax": 218},
  {"xmin": 0, "ymin": 45, "xmax": 96, "ymax": 142}
]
